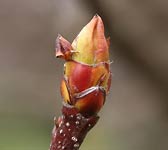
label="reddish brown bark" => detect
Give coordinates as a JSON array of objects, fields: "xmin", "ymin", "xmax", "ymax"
[{"xmin": 50, "ymin": 104, "xmax": 99, "ymax": 150}]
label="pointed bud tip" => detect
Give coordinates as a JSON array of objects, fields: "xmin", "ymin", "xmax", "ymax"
[
  {"xmin": 94, "ymin": 13, "xmax": 100, "ymax": 18},
  {"xmin": 93, "ymin": 14, "xmax": 102, "ymax": 21}
]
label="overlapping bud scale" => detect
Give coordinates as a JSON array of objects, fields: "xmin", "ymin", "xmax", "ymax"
[{"xmin": 56, "ymin": 15, "xmax": 111, "ymax": 116}]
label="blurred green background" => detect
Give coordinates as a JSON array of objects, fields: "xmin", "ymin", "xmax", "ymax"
[{"xmin": 0, "ymin": 0, "xmax": 168, "ymax": 150}]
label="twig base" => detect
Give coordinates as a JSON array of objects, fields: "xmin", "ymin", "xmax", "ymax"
[{"xmin": 50, "ymin": 104, "xmax": 99, "ymax": 150}]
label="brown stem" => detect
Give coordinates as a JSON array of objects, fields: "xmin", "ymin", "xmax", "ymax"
[{"xmin": 50, "ymin": 103, "xmax": 99, "ymax": 150}]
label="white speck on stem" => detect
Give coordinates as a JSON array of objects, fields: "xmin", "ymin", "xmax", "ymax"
[
  {"xmin": 57, "ymin": 145, "xmax": 61, "ymax": 149},
  {"xmin": 59, "ymin": 129, "xmax": 63, "ymax": 134},
  {"xmin": 74, "ymin": 143, "xmax": 79, "ymax": 148},
  {"xmin": 59, "ymin": 121, "xmax": 63, "ymax": 127},
  {"xmin": 75, "ymin": 121, "xmax": 79, "ymax": 125},
  {"xmin": 66, "ymin": 122, "xmax": 70, "ymax": 127},
  {"xmin": 71, "ymin": 136, "xmax": 78, "ymax": 142},
  {"xmin": 76, "ymin": 115, "xmax": 81, "ymax": 120}
]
